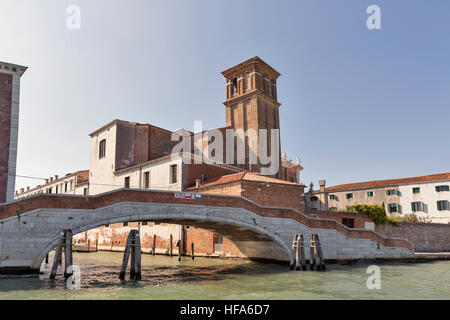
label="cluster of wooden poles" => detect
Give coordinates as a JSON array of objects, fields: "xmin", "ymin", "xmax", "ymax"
[
  {"xmin": 46, "ymin": 229, "xmax": 195, "ymax": 281},
  {"xmin": 290, "ymin": 233, "xmax": 326, "ymax": 271}
]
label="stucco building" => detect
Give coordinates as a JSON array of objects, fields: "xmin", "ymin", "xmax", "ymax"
[
  {"xmin": 15, "ymin": 57, "xmax": 306, "ymax": 258},
  {"xmin": 306, "ymin": 173, "xmax": 450, "ymax": 224}
]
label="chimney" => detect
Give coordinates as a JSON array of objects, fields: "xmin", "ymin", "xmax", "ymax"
[
  {"xmin": 45, "ymin": 179, "xmax": 49, "ymax": 184},
  {"xmin": 318, "ymin": 180, "xmax": 327, "ymax": 211},
  {"xmin": 50, "ymin": 177, "xmax": 53, "ymax": 182},
  {"xmin": 15, "ymin": 190, "xmax": 18, "ymax": 196},
  {"xmin": 27, "ymin": 186, "xmax": 30, "ymax": 191},
  {"xmin": 20, "ymin": 188, "xmax": 24, "ymax": 193},
  {"xmin": 55, "ymin": 175, "xmax": 59, "ymax": 180},
  {"xmin": 195, "ymin": 179, "xmax": 202, "ymax": 188}
]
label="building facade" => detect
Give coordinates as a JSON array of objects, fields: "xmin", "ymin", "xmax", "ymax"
[
  {"xmin": 306, "ymin": 173, "xmax": 450, "ymax": 224},
  {"xmin": 15, "ymin": 57, "xmax": 307, "ymax": 259},
  {"xmin": 0, "ymin": 62, "xmax": 26, "ymax": 204}
]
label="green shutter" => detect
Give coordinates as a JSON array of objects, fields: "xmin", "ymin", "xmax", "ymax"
[
  {"xmin": 387, "ymin": 204, "xmax": 391, "ymax": 213},
  {"xmin": 437, "ymin": 201, "xmax": 441, "ymax": 211},
  {"xmin": 436, "ymin": 186, "xmax": 439, "ymax": 192},
  {"xmin": 386, "ymin": 190, "xmax": 389, "ymax": 196},
  {"xmin": 446, "ymin": 186, "xmax": 450, "ymax": 191},
  {"xmin": 411, "ymin": 202, "xmax": 415, "ymax": 212}
]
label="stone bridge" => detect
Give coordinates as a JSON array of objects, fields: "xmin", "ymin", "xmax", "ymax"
[{"xmin": 0, "ymin": 189, "xmax": 414, "ymax": 274}]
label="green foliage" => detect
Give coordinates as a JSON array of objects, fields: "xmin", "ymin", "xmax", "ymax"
[
  {"xmin": 346, "ymin": 204, "xmax": 388, "ymax": 225},
  {"xmin": 347, "ymin": 205, "xmax": 432, "ymax": 226}
]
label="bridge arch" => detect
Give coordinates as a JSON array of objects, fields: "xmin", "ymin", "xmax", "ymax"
[{"xmin": 32, "ymin": 203, "xmax": 294, "ymax": 270}]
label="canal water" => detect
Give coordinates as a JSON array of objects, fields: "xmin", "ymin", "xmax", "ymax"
[{"xmin": 0, "ymin": 252, "xmax": 448, "ymax": 300}]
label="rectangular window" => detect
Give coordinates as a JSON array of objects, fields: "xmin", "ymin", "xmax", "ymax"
[
  {"xmin": 123, "ymin": 222, "xmax": 129, "ymax": 227},
  {"xmin": 83, "ymin": 188, "xmax": 87, "ymax": 195},
  {"xmin": 64, "ymin": 182, "xmax": 68, "ymax": 192},
  {"xmin": 330, "ymin": 195, "xmax": 336, "ymax": 200},
  {"xmin": 56, "ymin": 186, "xmax": 59, "ymax": 194},
  {"xmin": 437, "ymin": 201, "xmax": 449, "ymax": 211},
  {"xmin": 367, "ymin": 191, "xmax": 374, "ymax": 197},
  {"xmin": 388, "ymin": 203, "xmax": 400, "ymax": 213},
  {"xmin": 413, "ymin": 187, "xmax": 420, "ymax": 194},
  {"xmin": 346, "ymin": 193, "xmax": 353, "ymax": 199},
  {"xmin": 170, "ymin": 165, "xmax": 178, "ymax": 184},
  {"xmin": 310, "ymin": 196, "xmax": 318, "ymax": 202},
  {"xmin": 99, "ymin": 139, "xmax": 106, "ymax": 159},
  {"xmin": 435, "ymin": 185, "xmax": 450, "ymax": 192},
  {"xmin": 386, "ymin": 190, "xmax": 399, "ymax": 196},
  {"xmin": 342, "ymin": 218, "xmax": 355, "ymax": 228},
  {"xmin": 329, "ymin": 207, "xmax": 337, "ymax": 211},
  {"xmin": 411, "ymin": 202, "xmax": 423, "ymax": 212},
  {"xmin": 124, "ymin": 177, "xmax": 130, "ymax": 188},
  {"xmin": 142, "ymin": 221, "xmax": 148, "ymax": 226},
  {"xmin": 144, "ymin": 172, "xmax": 150, "ymax": 189}
]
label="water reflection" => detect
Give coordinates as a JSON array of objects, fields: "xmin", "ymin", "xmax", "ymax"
[{"xmin": 0, "ymin": 252, "xmax": 449, "ymax": 300}]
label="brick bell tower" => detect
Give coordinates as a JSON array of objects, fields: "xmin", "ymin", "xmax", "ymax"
[
  {"xmin": 0, "ymin": 61, "xmax": 27, "ymax": 203},
  {"xmin": 221, "ymin": 56, "xmax": 282, "ymax": 178}
]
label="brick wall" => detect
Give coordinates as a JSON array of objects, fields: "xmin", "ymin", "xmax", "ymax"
[
  {"xmin": 376, "ymin": 222, "xmax": 450, "ymax": 252},
  {"xmin": 0, "ymin": 73, "xmax": 12, "ymax": 203},
  {"xmin": 306, "ymin": 209, "xmax": 371, "ymax": 229}
]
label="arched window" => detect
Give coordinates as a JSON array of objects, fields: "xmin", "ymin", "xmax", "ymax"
[{"xmin": 99, "ymin": 139, "xmax": 106, "ymax": 158}]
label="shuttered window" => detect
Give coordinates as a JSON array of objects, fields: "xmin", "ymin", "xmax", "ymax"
[
  {"xmin": 387, "ymin": 203, "xmax": 400, "ymax": 213},
  {"xmin": 435, "ymin": 185, "xmax": 450, "ymax": 192},
  {"xmin": 411, "ymin": 202, "xmax": 423, "ymax": 212},
  {"xmin": 437, "ymin": 201, "xmax": 449, "ymax": 211},
  {"xmin": 367, "ymin": 191, "xmax": 374, "ymax": 197},
  {"xmin": 346, "ymin": 193, "xmax": 353, "ymax": 199},
  {"xmin": 413, "ymin": 187, "xmax": 420, "ymax": 194}
]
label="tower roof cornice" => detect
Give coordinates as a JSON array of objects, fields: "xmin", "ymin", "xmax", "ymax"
[{"xmin": 221, "ymin": 56, "xmax": 281, "ymax": 79}]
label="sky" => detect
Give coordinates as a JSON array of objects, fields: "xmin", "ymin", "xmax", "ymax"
[{"xmin": 1, "ymin": 0, "xmax": 449, "ymax": 191}]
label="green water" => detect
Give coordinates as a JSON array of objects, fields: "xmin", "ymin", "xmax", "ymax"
[{"xmin": 0, "ymin": 252, "xmax": 448, "ymax": 300}]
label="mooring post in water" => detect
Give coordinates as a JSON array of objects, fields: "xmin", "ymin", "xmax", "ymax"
[
  {"xmin": 49, "ymin": 232, "xmax": 65, "ymax": 279},
  {"xmin": 134, "ymin": 230, "xmax": 142, "ymax": 280},
  {"xmin": 290, "ymin": 234, "xmax": 299, "ymax": 270},
  {"xmin": 64, "ymin": 229, "xmax": 73, "ymax": 278},
  {"xmin": 130, "ymin": 230, "xmax": 136, "ymax": 280},
  {"xmin": 45, "ymin": 254, "xmax": 49, "ymax": 264},
  {"xmin": 87, "ymin": 239, "xmax": 91, "ymax": 253},
  {"xmin": 119, "ymin": 231, "xmax": 134, "ymax": 280},
  {"xmin": 309, "ymin": 234, "xmax": 316, "ymax": 271},
  {"xmin": 293, "ymin": 233, "xmax": 306, "ymax": 271},
  {"xmin": 191, "ymin": 242, "xmax": 194, "ymax": 260},
  {"xmin": 169, "ymin": 234, "xmax": 173, "ymax": 257},
  {"xmin": 152, "ymin": 234, "xmax": 156, "ymax": 256},
  {"xmin": 314, "ymin": 234, "xmax": 325, "ymax": 271},
  {"xmin": 96, "ymin": 238, "xmax": 98, "ymax": 252},
  {"xmin": 177, "ymin": 240, "xmax": 181, "ymax": 261}
]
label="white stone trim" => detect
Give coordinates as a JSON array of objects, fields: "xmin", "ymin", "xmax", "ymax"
[{"xmin": 6, "ymin": 73, "xmax": 20, "ymax": 202}]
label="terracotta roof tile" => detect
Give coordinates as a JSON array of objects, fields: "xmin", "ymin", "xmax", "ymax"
[
  {"xmin": 188, "ymin": 172, "xmax": 303, "ymax": 190},
  {"xmin": 324, "ymin": 172, "xmax": 450, "ymax": 192}
]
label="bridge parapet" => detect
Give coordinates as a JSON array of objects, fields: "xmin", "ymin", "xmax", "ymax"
[{"xmin": 0, "ymin": 189, "xmax": 414, "ymax": 252}]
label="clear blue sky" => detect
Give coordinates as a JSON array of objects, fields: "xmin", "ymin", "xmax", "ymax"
[{"xmin": 1, "ymin": 0, "xmax": 449, "ymax": 191}]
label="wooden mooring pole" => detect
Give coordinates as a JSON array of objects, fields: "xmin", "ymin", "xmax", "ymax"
[
  {"xmin": 291, "ymin": 233, "xmax": 306, "ymax": 271},
  {"xmin": 177, "ymin": 240, "xmax": 181, "ymax": 261},
  {"xmin": 119, "ymin": 230, "xmax": 142, "ymax": 281},
  {"xmin": 309, "ymin": 234, "xmax": 325, "ymax": 271},
  {"xmin": 152, "ymin": 234, "xmax": 156, "ymax": 256},
  {"xmin": 169, "ymin": 234, "xmax": 173, "ymax": 257},
  {"xmin": 314, "ymin": 234, "xmax": 325, "ymax": 271},
  {"xmin": 191, "ymin": 243, "xmax": 195, "ymax": 260},
  {"xmin": 49, "ymin": 234, "xmax": 64, "ymax": 280},
  {"xmin": 64, "ymin": 230, "xmax": 73, "ymax": 278}
]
